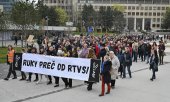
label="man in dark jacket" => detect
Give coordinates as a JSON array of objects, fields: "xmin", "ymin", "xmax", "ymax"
[{"xmin": 123, "ymin": 47, "xmax": 132, "ymax": 78}]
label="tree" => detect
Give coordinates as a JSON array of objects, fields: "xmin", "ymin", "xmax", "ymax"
[
  {"xmin": 55, "ymin": 7, "xmax": 68, "ymax": 25},
  {"xmin": 162, "ymin": 8, "xmax": 170, "ymax": 29},
  {"xmin": 0, "ymin": 12, "xmax": 8, "ymax": 47},
  {"xmin": 81, "ymin": 4, "xmax": 96, "ymax": 32},
  {"xmin": 112, "ymin": 9, "xmax": 126, "ymax": 33},
  {"xmin": 11, "ymin": 0, "xmax": 38, "ymax": 47},
  {"xmin": 105, "ymin": 7, "xmax": 114, "ymax": 32}
]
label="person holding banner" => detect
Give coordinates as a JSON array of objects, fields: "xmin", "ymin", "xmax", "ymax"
[
  {"xmin": 99, "ymin": 55, "xmax": 112, "ymax": 96},
  {"xmin": 4, "ymin": 45, "xmax": 17, "ymax": 81},
  {"xmin": 46, "ymin": 46, "xmax": 59, "ymax": 87},
  {"xmin": 37, "ymin": 47, "xmax": 48, "ymax": 84},
  {"xmin": 26, "ymin": 47, "xmax": 39, "ymax": 82},
  {"xmin": 19, "ymin": 48, "xmax": 27, "ymax": 81},
  {"xmin": 86, "ymin": 48, "xmax": 97, "ymax": 91}
]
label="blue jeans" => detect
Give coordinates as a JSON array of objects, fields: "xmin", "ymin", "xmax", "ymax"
[{"xmin": 123, "ymin": 65, "xmax": 131, "ymax": 78}]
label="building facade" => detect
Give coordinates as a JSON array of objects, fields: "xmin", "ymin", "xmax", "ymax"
[
  {"xmin": 0, "ymin": 0, "xmax": 15, "ymax": 12},
  {"xmin": 77, "ymin": 0, "xmax": 170, "ymax": 31},
  {"xmin": 44, "ymin": 0, "xmax": 78, "ymax": 24}
]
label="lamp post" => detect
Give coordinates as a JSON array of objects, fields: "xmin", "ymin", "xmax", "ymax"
[{"xmin": 45, "ymin": 16, "xmax": 49, "ymax": 36}]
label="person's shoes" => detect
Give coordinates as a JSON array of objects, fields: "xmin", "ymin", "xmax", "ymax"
[
  {"xmin": 26, "ymin": 79, "xmax": 31, "ymax": 82},
  {"xmin": 150, "ymin": 78, "xmax": 153, "ymax": 81},
  {"xmin": 47, "ymin": 81, "xmax": 52, "ymax": 85},
  {"xmin": 111, "ymin": 86, "xmax": 115, "ymax": 89},
  {"xmin": 105, "ymin": 92, "xmax": 110, "ymax": 94},
  {"xmin": 12, "ymin": 77, "xmax": 17, "ymax": 79},
  {"xmin": 4, "ymin": 78, "xmax": 9, "ymax": 81},
  {"xmin": 54, "ymin": 84, "xmax": 59, "ymax": 87},
  {"xmin": 19, "ymin": 78, "xmax": 25, "ymax": 81},
  {"xmin": 87, "ymin": 86, "xmax": 92, "ymax": 91},
  {"xmin": 33, "ymin": 79, "xmax": 38, "ymax": 82},
  {"xmin": 99, "ymin": 94, "xmax": 104, "ymax": 97}
]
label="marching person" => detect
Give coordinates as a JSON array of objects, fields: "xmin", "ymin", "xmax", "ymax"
[
  {"xmin": 86, "ymin": 48, "xmax": 97, "ymax": 91},
  {"xmin": 46, "ymin": 46, "xmax": 59, "ymax": 87},
  {"xmin": 99, "ymin": 55, "xmax": 112, "ymax": 97},
  {"xmin": 19, "ymin": 48, "xmax": 27, "ymax": 81},
  {"xmin": 26, "ymin": 47, "xmax": 39, "ymax": 82},
  {"xmin": 123, "ymin": 46, "xmax": 132, "ymax": 78},
  {"xmin": 109, "ymin": 51, "xmax": 120, "ymax": 89},
  {"xmin": 149, "ymin": 49, "xmax": 159, "ymax": 81},
  {"xmin": 36, "ymin": 47, "xmax": 48, "ymax": 84},
  {"xmin": 4, "ymin": 45, "xmax": 17, "ymax": 80},
  {"xmin": 158, "ymin": 41, "xmax": 165, "ymax": 65}
]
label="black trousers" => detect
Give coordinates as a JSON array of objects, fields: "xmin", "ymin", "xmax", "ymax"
[
  {"xmin": 87, "ymin": 82, "xmax": 94, "ymax": 89},
  {"xmin": 7, "ymin": 63, "xmax": 17, "ymax": 78},
  {"xmin": 111, "ymin": 80, "xmax": 116, "ymax": 87},
  {"xmin": 21, "ymin": 71, "xmax": 26, "ymax": 79},
  {"xmin": 151, "ymin": 69, "xmax": 156, "ymax": 79},
  {"xmin": 48, "ymin": 76, "xmax": 59, "ymax": 84},
  {"xmin": 159, "ymin": 54, "xmax": 164, "ymax": 64},
  {"xmin": 28, "ymin": 73, "xmax": 38, "ymax": 80},
  {"xmin": 48, "ymin": 76, "xmax": 69, "ymax": 86}
]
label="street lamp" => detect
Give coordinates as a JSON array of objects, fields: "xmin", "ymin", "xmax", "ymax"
[{"xmin": 45, "ymin": 16, "xmax": 49, "ymax": 36}]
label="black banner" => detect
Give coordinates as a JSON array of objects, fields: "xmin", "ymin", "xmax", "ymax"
[
  {"xmin": 13, "ymin": 53, "xmax": 23, "ymax": 71},
  {"xmin": 88, "ymin": 59, "xmax": 101, "ymax": 82}
]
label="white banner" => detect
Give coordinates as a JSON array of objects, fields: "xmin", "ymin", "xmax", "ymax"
[{"xmin": 21, "ymin": 53, "xmax": 91, "ymax": 81}]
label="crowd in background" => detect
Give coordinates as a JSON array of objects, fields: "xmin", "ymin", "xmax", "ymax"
[{"xmin": 4, "ymin": 33, "xmax": 166, "ymax": 96}]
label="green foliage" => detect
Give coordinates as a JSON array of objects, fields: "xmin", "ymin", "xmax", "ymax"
[
  {"xmin": 55, "ymin": 7, "xmax": 68, "ymax": 25},
  {"xmin": 0, "ymin": 12, "xmax": 8, "ymax": 31},
  {"xmin": 81, "ymin": 5, "xmax": 96, "ymax": 30},
  {"xmin": 11, "ymin": 0, "xmax": 38, "ymax": 29},
  {"xmin": 162, "ymin": 7, "xmax": 170, "ymax": 29},
  {"xmin": 98, "ymin": 6, "xmax": 125, "ymax": 33},
  {"xmin": 112, "ymin": 9, "xmax": 126, "ymax": 33}
]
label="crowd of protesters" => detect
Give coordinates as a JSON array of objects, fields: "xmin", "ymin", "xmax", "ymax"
[{"xmin": 4, "ymin": 33, "xmax": 166, "ymax": 96}]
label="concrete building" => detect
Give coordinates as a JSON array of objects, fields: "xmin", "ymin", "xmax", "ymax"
[
  {"xmin": 0, "ymin": 0, "xmax": 15, "ymax": 12},
  {"xmin": 77, "ymin": 0, "xmax": 170, "ymax": 32},
  {"xmin": 0, "ymin": 5, "xmax": 3, "ymax": 13},
  {"xmin": 44, "ymin": 0, "xmax": 78, "ymax": 24}
]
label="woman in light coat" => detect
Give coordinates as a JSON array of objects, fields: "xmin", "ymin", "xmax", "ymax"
[{"xmin": 109, "ymin": 51, "xmax": 120, "ymax": 89}]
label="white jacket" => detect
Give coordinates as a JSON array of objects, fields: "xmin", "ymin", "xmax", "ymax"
[{"xmin": 110, "ymin": 56, "xmax": 120, "ymax": 80}]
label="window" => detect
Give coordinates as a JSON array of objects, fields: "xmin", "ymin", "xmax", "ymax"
[
  {"xmin": 149, "ymin": 7, "xmax": 152, "ymax": 10},
  {"xmin": 161, "ymin": 13, "xmax": 164, "ymax": 16},
  {"xmin": 153, "ymin": 18, "xmax": 156, "ymax": 22},
  {"xmin": 145, "ymin": 12, "xmax": 147, "ymax": 16},
  {"xmin": 157, "ymin": 7, "xmax": 160, "ymax": 10},
  {"xmin": 157, "ymin": 13, "xmax": 160, "ymax": 16},
  {"xmin": 136, "ymin": 6, "xmax": 139, "ymax": 10},
  {"xmin": 132, "ymin": 6, "xmax": 135, "ymax": 10},
  {"xmin": 128, "ymin": 6, "xmax": 131, "ymax": 10},
  {"xmin": 140, "ymin": 12, "xmax": 143, "ymax": 16},
  {"xmin": 157, "ymin": 18, "xmax": 160, "ymax": 22},
  {"xmin": 132, "ymin": 12, "xmax": 135, "ymax": 16},
  {"xmin": 128, "ymin": 12, "xmax": 131, "ymax": 16},
  {"xmin": 149, "ymin": 12, "xmax": 152, "ymax": 16},
  {"xmin": 153, "ymin": 13, "xmax": 156, "ymax": 16},
  {"xmin": 152, "ymin": 24, "xmax": 156, "ymax": 27},
  {"xmin": 162, "ymin": 7, "xmax": 165, "ymax": 10},
  {"xmin": 136, "ymin": 12, "xmax": 139, "ymax": 16},
  {"xmin": 157, "ymin": 24, "xmax": 160, "ymax": 28},
  {"xmin": 145, "ymin": 6, "xmax": 148, "ymax": 10}
]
